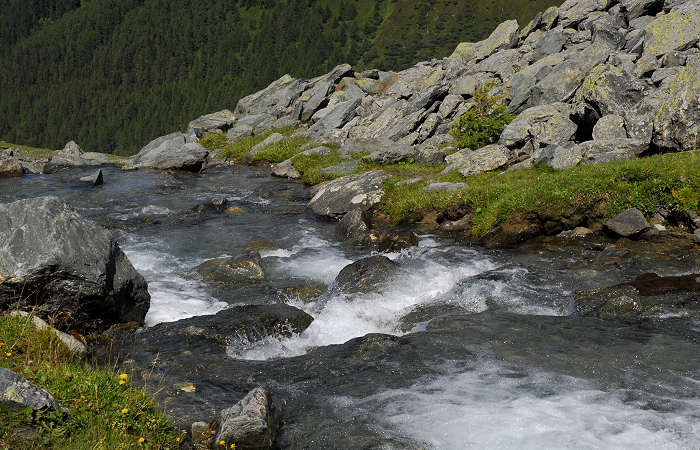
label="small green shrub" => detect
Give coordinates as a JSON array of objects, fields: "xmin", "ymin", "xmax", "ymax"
[
  {"xmin": 199, "ymin": 133, "xmax": 228, "ymax": 150},
  {"xmin": 449, "ymin": 83, "xmax": 515, "ymax": 150}
]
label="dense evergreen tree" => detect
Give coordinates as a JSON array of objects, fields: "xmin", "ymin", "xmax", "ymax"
[{"xmin": 0, "ymin": 0, "xmax": 560, "ymax": 154}]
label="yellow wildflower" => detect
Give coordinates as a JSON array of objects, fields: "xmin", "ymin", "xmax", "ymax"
[
  {"xmin": 176, "ymin": 437, "xmax": 181, "ymax": 442},
  {"xmin": 230, "ymin": 444, "xmax": 236, "ymax": 449},
  {"xmin": 219, "ymin": 440, "xmax": 226, "ymax": 446},
  {"xmin": 119, "ymin": 380, "xmax": 126, "ymax": 385},
  {"xmin": 5, "ymin": 352, "xmax": 11, "ymax": 357},
  {"xmin": 121, "ymin": 408, "xmax": 129, "ymax": 414},
  {"xmin": 138, "ymin": 437, "xmax": 145, "ymax": 443},
  {"xmin": 119, "ymin": 373, "xmax": 128, "ymax": 380}
]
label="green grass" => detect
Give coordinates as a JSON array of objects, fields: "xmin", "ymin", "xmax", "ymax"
[
  {"xmin": 220, "ymin": 127, "xmax": 296, "ymax": 161},
  {"xmin": 250, "ymin": 135, "xmax": 312, "ymax": 164},
  {"xmin": 199, "ymin": 133, "xmax": 228, "ymax": 151},
  {"xmin": 0, "ymin": 313, "xmax": 180, "ymax": 449},
  {"xmin": 379, "ymin": 151, "xmax": 700, "ymax": 236},
  {"xmin": 1, "ymin": 141, "xmax": 55, "ymax": 160}
]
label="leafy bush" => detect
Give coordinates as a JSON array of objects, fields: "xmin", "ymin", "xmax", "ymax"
[{"xmin": 450, "ymin": 84, "xmax": 515, "ymax": 150}]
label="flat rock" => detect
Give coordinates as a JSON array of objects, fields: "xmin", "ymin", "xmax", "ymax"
[
  {"xmin": 320, "ymin": 160, "xmax": 358, "ymax": 176},
  {"xmin": 605, "ymin": 208, "xmax": 651, "ymax": 237},
  {"xmin": 308, "ymin": 170, "xmax": 388, "ymax": 220},
  {"xmin": 79, "ymin": 169, "xmax": 103, "ymax": 186},
  {"xmin": 271, "ymin": 158, "xmax": 300, "ymax": 179},
  {"xmin": 187, "ymin": 109, "xmax": 235, "ymax": 139},
  {"xmin": 0, "ymin": 196, "xmax": 150, "ymax": 332},
  {"xmin": 363, "ymin": 144, "xmax": 419, "ymax": 165},
  {"xmin": 187, "ymin": 249, "xmax": 265, "ymax": 283},
  {"xmin": 443, "ymin": 144, "xmax": 511, "ymax": 176},
  {"xmin": 643, "ymin": 10, "xmax": 700, "ymax": 57},
  {"xmin": 329, "ymin": 256, "xmax": 400, "ymax": 295},
  {"xmin": 423, "ymin": 182, "xmax": 470, "ymax": 192}
]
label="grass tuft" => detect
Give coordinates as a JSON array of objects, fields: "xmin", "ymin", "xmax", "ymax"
[
  {"xmin": 199, "ymin": 133, "xmax": 228, "ymax": 151},
  {"xmin": 0, "ymin": 313, "xmax": 180, "ymax": 448},
  {"xmin": 220, "ymin": 128, "xmax": 296, "ymax": 162}
]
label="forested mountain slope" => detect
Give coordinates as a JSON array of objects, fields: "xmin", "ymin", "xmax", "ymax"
[{"xmin": 0, "ymin": 0, "xmax": 559, "ymax": 154}]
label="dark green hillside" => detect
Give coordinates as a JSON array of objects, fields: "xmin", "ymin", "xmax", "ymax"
[{"xmin": 0, "ymin": 0, "xmax": 560, "ymax": 155}]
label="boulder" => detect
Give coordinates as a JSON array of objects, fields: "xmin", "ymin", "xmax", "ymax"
[
  {"xmin": 575, "ymin": 64, "xmax": 647, "ymax": 116},
  {"xmin": 187, "ymin": 249, "xmax": 265, "ymax": 283},
  {"xmin": 79, "ymin": 169, "xmax": 104, "ymax": 186},
  {"xmin": 362, "ymin": 144, "xmax": 418, "ymax": 165},
  {"xmin": 0, "ymin": 368, "xmax": 66, "ymax": 413},
  {"xmin": 558, "ymin": 0, "xmax": 615, "ymax": 28},
  {"xmin": 226, "ymin": 114, "xmax": 277, "ymax": 141},
  {"xmin": 592, "ymin": 115, "xmax": 628, "ymax": 141},
  {"xmin": 11, "ymin": 311, "xmax": 86, "ymax": 355},
  {"xmin": 271, "ymin": 158, "xmax": 301, "ymax": 179},
  {"xmin": 0, "ymin": 196, "xmax": 150, "ymax": 332},
  {"xmin": 215, "ymin": 387, "xmax": 280, "ymax": 450},
  {"xmin": 415, "ymin": 146, "xmax": 447, "ymax": 165},
  {"xmin": 605, "ymin": 208, "xmax": 651, "ymax": 237},
  {"xmin": 330, "ymin": 256, "xmax": 400, "ymax": 295},
  {"xmin": 235, "ymin": 73, "xmax": 305, "ymax": 118},
  {"xmin": 246, "ymin": 133, "xmax": 285, "ymax": 163},
  {"xmin": 536, "ymin": 142, "xmax": 583, "ymax": 170},
  {"xmin": 0, "ymin": 157, "xmax": 23, "ymax": 177},
  {"xmin": 442, "ymin": 144, "xmax": 512, "ymax": 176},
  {"xmin": 308, "ymin": 98, "xmax": 362, "ymax": 137},
  {"xmin": 44, "ymin": 141, "xmax": 111, "ymax": 173},
  {"xmin": 532, "ymin": 29, "xmax": 568, "ymax": 61},
  {"xmin": 308, "ymin": 170, "xmax": 389, "ymax": 220},
  {"xmin": 474, "ymin": 20, "xmax": 520, "ymax": 62},
  {"xmin": 541, "ymin": 6, "xmax": 559, "ymax": 29},
  {"xmin": 622, "ymin": 0, "xmax": 665, "ymax": 19},
  {"xmin": 643, "ymin": 10, "xmax": 700, "ymax": 57},
  {"xmin": 580, "ymin": 139, "xmax": 649, "ymax": 163},
  {"xmin": 499, "ymin": 103, "xmax": 577, "ymax": 149},
  {"xmin": 131, "ymin": 132, "xmax": 208, "ymax": 171},
  {"xmin": 423, "ymin": 182, "xmax": 470, "ymax": 192},
  {"xmin": 335, "ymin": 208, "xmax": 369, "ymax": 241},
  {"xmin": 187, "ymin": 109, "xmax": 236, "ymax": 139}
]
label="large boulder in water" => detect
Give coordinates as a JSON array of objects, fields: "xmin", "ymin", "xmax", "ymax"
[
  {"xmin": 330, "ymin": 256, "xmax": 400, "ymax": 295},
  {"xmin": 0, "ymin": 196, "xmax": 150, "ymax": 332},
  {"xmin": 130, "ymin": 132, "xmax": 209, "ymax": 171},
  {"xmin": 215, "ymin": 387, "xmax": 280, "ymax": 450},
  {"xmin": 308, "ymin": 170, "xmax": 389, "ymax": 220}
]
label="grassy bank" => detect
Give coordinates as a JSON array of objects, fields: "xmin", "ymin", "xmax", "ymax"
[
  {"xmin": 0, "ymin": 140, "xmax": 55, "ymax": 160},
  {"xmin": 204, "ymin": 130, "xmax": 700, "ymax": 238},
  {"xmin": 0, "ymin": 313, "xmax": 180, "ymax": 448}
]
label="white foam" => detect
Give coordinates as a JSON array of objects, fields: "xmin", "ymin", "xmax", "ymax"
[
  {"xmin": 230, "ymin": 255, "xmax": 496, "ymax": 360},
  {"xmin": 339, "ymin": 363, "xmax": 700, "ymax": 449},
  {"xmin": 122, "ymin": 238, "xmax": 227, "ymax": 326}
]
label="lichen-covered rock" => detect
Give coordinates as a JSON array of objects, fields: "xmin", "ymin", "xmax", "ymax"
[
  {"xmin": 215, "ymin": 387, "xmax": 280, "ymax": 450},
  {"xmin": 643, "ymin": 10, "xmax": 700, "ymax": 57},
  {"xmin": 187, "ymin": 110, "xmax": 236, "ymax": 139},
  {"xmin": 308, "ymin": 170, "xmax": 388, "ymax": 220},
  {"xmin": 0, "ymin": 368, "xmax": 66, "ymax": 413},
  {"xmin": 605, "ymin": 208, "xmax": 650, "ymax": 237},
  {"xmin": 499, "ymin": 103, "xmax": 577, "ymax": 149},
  {"xmin": 130, "ymin": 132, "xmax": 208, "ymax": 171},
  {"xmin": 622, "ymin": 0, "xmax": 665, "ymax": 19},
  {"xmin": 0, "ymin": 196, "xmax": 150, "ymax": 332},
  {"xmin": 592, "ymin": 114, "xmax": 628, "ymax": 140},
  {"xmin": 442, "ymin": 144, "xmax": 511, "ymax": 176},
  {"xmin": 558, "ymin": 0, "xmax": 615, "ymax": 27},
  {"xmin": 362, "ymin": 143, "xmax": 418, "ymax": 165},
  {"xmin": 576, "ymin": 64, "xmax": 648, "ymax": 116},
  {"xmin": 580, "ymin": 139, "xmax": 649, "ymax": 163},
  {"xmin": 451, "ymin": 20, "xmax": 519, "ymax": 63}
]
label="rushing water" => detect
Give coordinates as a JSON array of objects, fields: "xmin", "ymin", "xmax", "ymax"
[{"xmin": 1, "ymin": 166, "xmax": 698, "ymax": 449}]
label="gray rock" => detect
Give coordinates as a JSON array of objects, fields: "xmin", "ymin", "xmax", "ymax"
[
  {"xmin": 520, "ymin": 12, "xmax": 542, "ymax": 39},
  {"xmin": 533, "ymin": 30, "xmax": 568, "ymax": 61},
  {"xmin": 308, "ymin": 170, "xmax": 389, "ymax": 220},
  {"xmin": 537, "ymin": 142, "xmax": 583, "ymax": 170},
  {"xmin": 416, "ymin": 146, "xmax": 447, "ymax": 165},
  {"xmin": 629, "ymin": 15, "xmax": 656, "ymax": 29},
  {"xmin": 575, "ymin": 64, "xmax": 647, "ymax": 117},
  {"xmin": 635, "ymin": 54, "xmax": 660, "ymax": 77},
  {"xmin": 474, "ymin": 20, "xmax": 520, "ymax": 62},
  {"xmin": 605, "ymin": 208, "xmax": 651, "ymax": 237},
  {"xmin": 423, "ymin": 182, "xmax": 470, "ymax": 192},
  {"xmin": 335, "ymin": 208, "xmax": 369, "ymax": 241},
  {"xmin": 301, "ymin": 80, "xmax": 334, "ymax": 122},
  {"xmin": 580, "ymin": 139, "xmax": 649, "ymax": 163},
  {"xmin": 684, "ymin": 210, "xmax": 700, "ymax": 229},
  {"xmin": 79, "ymin": 169, "xmax": 103, "ymax": 186},
  {"xmin": 131, "ymin": 132, "xmax": 208, "ymax": 171},
  {"xmin": 443, "ymin": 144, "xmax": 511, "ymax": 176},
  {"xmin": 541, "ymin": 6, "xmax": 559, "ymax": 30},
  {"xmin": 226, "ymin": 114, "xmax": 277, "ymax": 141},
  {"xmin": 301, "ymin": 146, "xmax": 332, "ymax": 156},
  {"xmin": 235, "ymin": 73, "xmax": 306, "ymax": 118},
  {"xmin": 0, "ymin": 368, "xmax": 66, "ymax": 413},
  {"xmin": 45, "ymin": 141, "xmax": 111, "ymax": 173},
  {"xmin": 643, "ymin": 10, "xmax": 700, "ymax": 57},
  {"xmin": 82, "ymin": 152, "xmax": 112, "ymax": 165},
  {"xmin": 588, "ymin": 14, "xmax": 628, "ymax": 50},
  {"xmin": 187, "ymin": 109, "xmax": 236, "ymax": 139},
  {"xmin": 558, "ymin": 227, "xmax": 594, "ymax": 238},
  {"xmin": 558, "ymin": 0, "xmax": 614, "ymax": 28},
  {"xmin": 308, "ymin": 98, "xmax": 362, "ymax": 137},
  {"xmin": 622, "ymin": 0, "xmax": 665, "ymax": 19},
  {"xmin": 499, "ymin": 103, "xmax": 577, "ymax": 149},
  {"xmin": 363, "ymin": 144, "xmax": 418, "ymax": 165},
  {"xmin": 330, "ymin": 256, "xmax": 400, "ymax": 295},
  {"xmin": 508, "ymin": 54, "xmax": 566, "ymax": 112},
  {"xmin": 592, "ymin": 115, "xmax": 628, "ymax": 141},
  {"xmin": 0, "ymin": 197, "xmax": 150, "ymax": 332},
  {"xmin": 694, "ymin": 229, "xmax": 700, "ymax": 244},
  {"xmin": 271, "ymin": 159, "xmax": 300, "ymax": 179},
  {"xmin": 246, "ymin": 133, "xmax": 285, "ymax": 163},
  {"xmin": 215, "ymin": 387, "xmax": 280, "ymax": 450},
  {"xmin": 320, "ymin": 160, "xmax": 358, "ymax": 176},
  {"xmin": 188, "ymin": 249, "xmax": 265, "ymax": 283},
  {"xmin": 10, "ymin": 311, "xmax": 86, "ymax": 355},
  {"xmin": 396, "ymin": 177, "xmax": 423, "ymax": 186}
]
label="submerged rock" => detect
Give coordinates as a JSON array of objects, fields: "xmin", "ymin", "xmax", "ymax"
[
  {"xmin": 330, "ymin": 255, "xmax": 400, "ymax": 295},
  {"xmin": 79, "ymin": 169, "xmax": 104, "ymax": 186},
  {"xmin": 187, "ymin": 249, "xmax": 265, "ymax": 283},
  {"xmin": 215, "ymin": 387, "xmax": 280, "ymax": 450},
  {"xmin": 0, "ymin": 196, "xmax": 150, "ymax": 332},
  {"xmin": 0, "ymin": 368, "xmax": 67, "ymax": 413}
]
